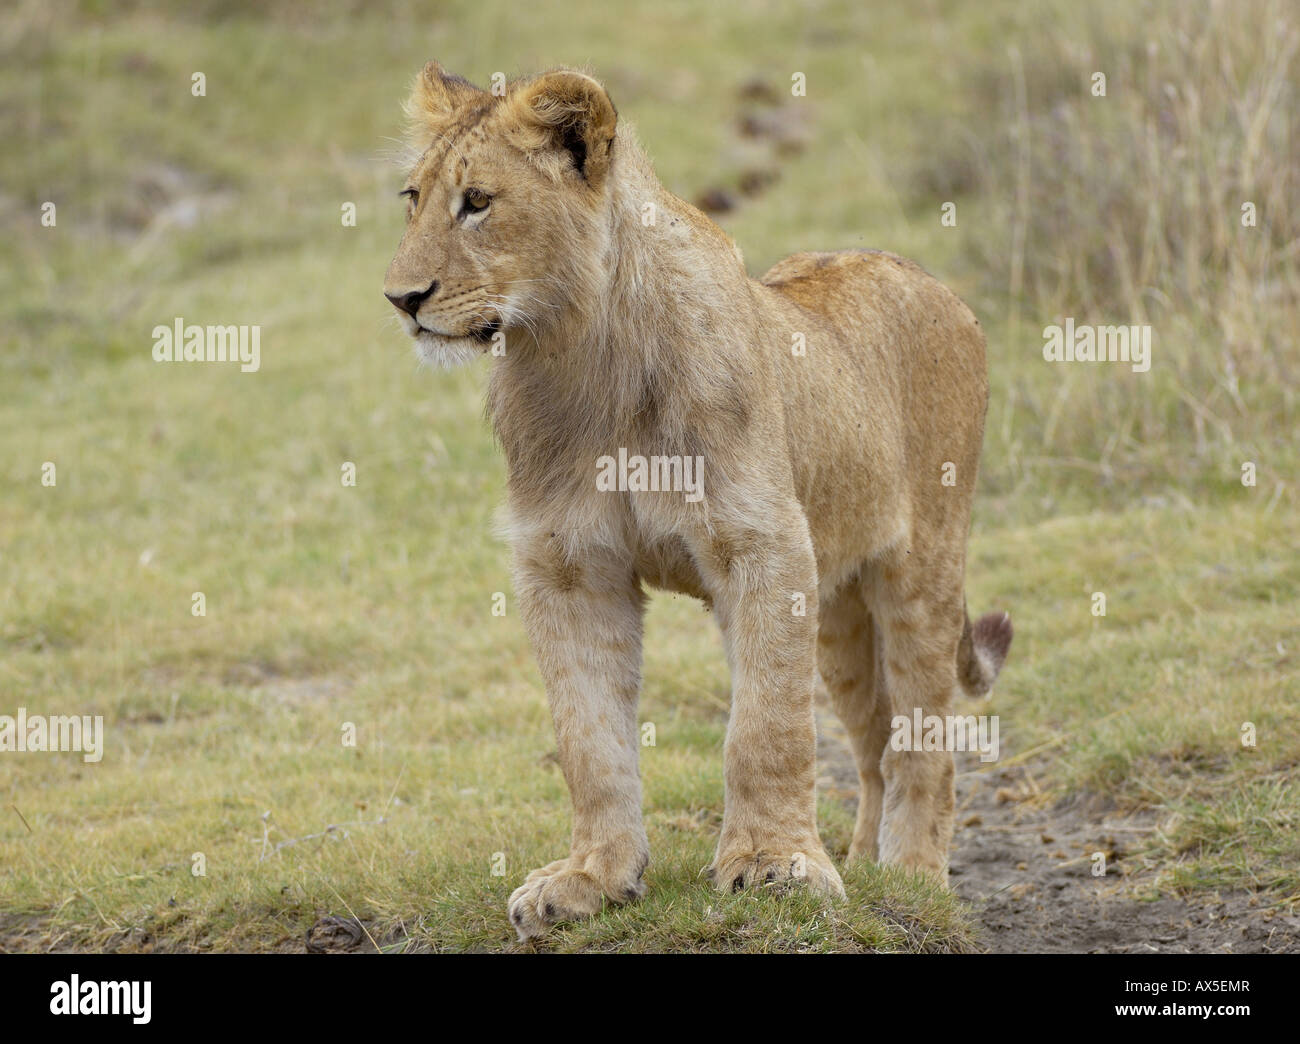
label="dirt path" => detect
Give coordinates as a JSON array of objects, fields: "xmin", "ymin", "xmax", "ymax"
[{"xmin": 814, "ymin": 696, "xmax": 1300, "ymax": 953}]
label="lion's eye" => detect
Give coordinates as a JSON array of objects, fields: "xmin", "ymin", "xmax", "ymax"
[
  {"xmin": 463, "ymin": 188, "xmax": 491, "ymax": 213},
  {"xmin": 399, "ymin": 187, "xmax": 418, "ymax": 205}
]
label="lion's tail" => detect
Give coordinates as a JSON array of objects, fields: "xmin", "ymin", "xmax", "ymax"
[{"xmin": 957, "ymin": 605, "xmax": 1013, "ymax": 699}]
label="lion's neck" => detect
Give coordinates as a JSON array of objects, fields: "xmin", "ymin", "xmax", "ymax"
[{"xmin": 488, "ymin": 132, "xmax": 754, "ymax": 493}]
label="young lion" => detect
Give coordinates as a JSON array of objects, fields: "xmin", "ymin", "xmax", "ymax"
[{"xmin": 384, "ymin": 62, "xmax": 1012, "ymax": 939}]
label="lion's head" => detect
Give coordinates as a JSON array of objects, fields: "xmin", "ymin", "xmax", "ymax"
[{"xmin": 383, "ymin": 62, "xmax": 618, "ymax": 367}]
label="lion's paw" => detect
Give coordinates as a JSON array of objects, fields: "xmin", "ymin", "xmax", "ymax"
[
  {"xmin": 508, "ymin": 854, "xmax": 646, "ymax": 941},
  {"xmin": 708, "ymin": 843, "xmax": 846, "ymax": 899}
]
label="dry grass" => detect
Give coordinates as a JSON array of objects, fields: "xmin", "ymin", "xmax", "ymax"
[{"xmin": 909, "ymin": 0, "xmax": 1299, "ymax": 506}]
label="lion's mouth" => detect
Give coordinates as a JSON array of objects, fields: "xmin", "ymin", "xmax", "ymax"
[
  {"xmin": 470, "ymin": 318, "xmax": 501, "ymax": 344},
  {"xmin": 410, "ymin": 317, "xmax": 500, "ymax": 345}
]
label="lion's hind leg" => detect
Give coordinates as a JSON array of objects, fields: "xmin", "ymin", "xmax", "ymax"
[
  {"xmin": 866, "ymin": 544, "xmax": 968, "ymax": 883},
  {"xmin": 817, "ymin": 584, "xmax": 892, "ymax": 863}
]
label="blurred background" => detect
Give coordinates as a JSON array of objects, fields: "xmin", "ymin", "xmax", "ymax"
[{"xmin": 1, "ymin": 0, "xmax": 1296, "ymax": 952}]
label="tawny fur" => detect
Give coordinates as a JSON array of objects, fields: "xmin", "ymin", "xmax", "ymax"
[{"xmin": 384, "ymin": 62, "xmax": 1012, "ymax": 939}]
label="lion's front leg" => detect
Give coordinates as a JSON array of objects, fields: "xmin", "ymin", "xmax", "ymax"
[
  {"xmin": 692, "ymin": 513, "xmax": 845, "ymax": 901},
  {"xmin": 507, "ymin": 533, "xmax": 649, "ymax": 940}
]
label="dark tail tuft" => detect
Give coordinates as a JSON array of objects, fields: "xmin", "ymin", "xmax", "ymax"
[{"xmin": 958, "ymin": 608, "xmax": 1013, "ymax": 698}]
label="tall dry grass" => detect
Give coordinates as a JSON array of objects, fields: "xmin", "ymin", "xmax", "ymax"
[{"xmin": 919, "ymin": 0, "xmax": 1298, "ymax": 503}]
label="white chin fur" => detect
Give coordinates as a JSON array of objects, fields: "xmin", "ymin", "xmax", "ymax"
[{"xmin": 414, "ymin": 331, "xmax": 482, "ymax": 368}]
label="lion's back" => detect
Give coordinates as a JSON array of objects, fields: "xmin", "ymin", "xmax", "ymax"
[{"xmin": 761, "ymin": 247, "xmax": 986, "ymax": 404}]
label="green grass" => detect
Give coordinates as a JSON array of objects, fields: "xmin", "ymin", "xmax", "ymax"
[
  {"xmin": 969, "ymin": 500, "xmax": 1300, "ymax": 897},
  {"xmin": 1, "ymin": 0, "xmax": 1296, "ymax": 950}
]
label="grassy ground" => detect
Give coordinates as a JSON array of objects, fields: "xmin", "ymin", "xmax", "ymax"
[{"xmin": 1, "ymin": 0, "xmax": 1295, "ymax": 951}]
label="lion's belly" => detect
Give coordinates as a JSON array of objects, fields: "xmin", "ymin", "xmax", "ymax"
[
  {"xmin": 632, "ymin": 532, "xmax": 713, "ymax": 603},
  {"xmin": 776, "ymin": 342, "xmax": 914, "ymax": 593},
  {"xmin": 794, "ymin": 436, "xmax": 912, "ymax": 597}
]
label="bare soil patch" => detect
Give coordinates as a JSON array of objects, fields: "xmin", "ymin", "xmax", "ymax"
[{"xmin": 814, "ymin": 697, "xmax": 1300, "ymax": 953}]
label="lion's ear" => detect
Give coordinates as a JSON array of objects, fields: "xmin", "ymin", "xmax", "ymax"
[
  {"xmin": 403, "ymin": 60, "xmax": 485, "ymax": 152},
  {"xmin": 504, "ymin": 69, "xmax": 617, "ymax": 185}
]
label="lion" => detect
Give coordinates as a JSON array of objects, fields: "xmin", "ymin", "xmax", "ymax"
[{"xmin": 384, "ymin": 62, "xmax": 1012, "ymax": 940}]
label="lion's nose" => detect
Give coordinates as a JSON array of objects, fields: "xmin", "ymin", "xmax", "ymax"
[{"xmin": 385, "ymin": 280, "xmax": 439, "ymax": 319}]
